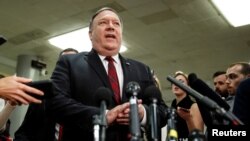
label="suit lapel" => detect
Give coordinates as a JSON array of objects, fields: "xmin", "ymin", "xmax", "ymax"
[
  {"xmin": 87, "ymin": 49, "xmax": 110, "ymax": 88},
  {"xmin": 87, "ymin": 50, "xmax": 134, "ymax": 103},
  {"xmin": 119, "ymin": 55, "xmax": 135, "ymax": 102}
]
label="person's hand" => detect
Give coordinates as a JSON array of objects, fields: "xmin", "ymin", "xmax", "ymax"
[
  {"xmin": 116, "ymin": 105, "xmax": 130, "ymax": 125},
  {"xmin": 0, "ymin": 76, "xmax": 44, "ymax": 105},
  {"xmin": 116, "ymin": 99, "xmax": 144, "ymax": 125},
  {"xmin": 106, "ymin": 102, "xmax": 130, "ymax": 125},
  {"xmin": 137, "ymin": 99, "xmax": 145, "ymax": 121}
]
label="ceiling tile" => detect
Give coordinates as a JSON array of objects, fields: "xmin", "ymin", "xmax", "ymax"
[{"xmin": 139, "ymin": 9, "xmax": 178, "ymax": 25}]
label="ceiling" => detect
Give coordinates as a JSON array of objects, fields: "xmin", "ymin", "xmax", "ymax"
[{"xmin": 1, "ymin": 0, "xmax": 250, "ymax": 103}]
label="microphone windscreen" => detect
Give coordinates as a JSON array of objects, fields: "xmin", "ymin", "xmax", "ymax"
[
  {"xmin": 143, "ymin": 85, "xmax": 162, "ymax": 104},
  {"xmin": 188, "ymin": 73, "xmax": 230, "ymax": 111},
  {"xmin": 125, "ymin": 81, "xmax": 141, "ymax": 97},
  {"xmin": 188, "ymin": 73, "xmax": 198, "ymax": 85},
  {"xmin": 94, "ymin": 87, "xmax": 112, "ymax": 107}
]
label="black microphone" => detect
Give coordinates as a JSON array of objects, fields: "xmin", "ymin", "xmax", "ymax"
[
  {"xmin": 166, "ymin": 76, "xmax": 244, "ymax": 126},
  {"xmin": 144, "ymin": 85, "xmax": 162, "ymax": 141},
  {"xmin": 188, "ymin": 73, "xmax": 231, "ymax": 126},
  {"xmin": 94, "ymin": 87, "xmax": 112, "ymax": 141},
  {"xmin": 188, "ymin": 73, "xmax": 230, "ymax": 111},
  {"xmin": 126, "ymin": 81, "xmax": 142, "ymax": 141}
]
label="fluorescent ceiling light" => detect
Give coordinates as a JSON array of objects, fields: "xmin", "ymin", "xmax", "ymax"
[
  {"xmin": 48, "ymin": 27, "xmax": 127, "ymax": 53},
  {"xmin": 211, "ymin": 0, "xmax": 250, "ymax": 27}
]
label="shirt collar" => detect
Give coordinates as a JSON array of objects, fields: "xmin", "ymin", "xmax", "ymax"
[{"xmin": 99, "ymin": 54, "xmax": 119, "ymax": 63}]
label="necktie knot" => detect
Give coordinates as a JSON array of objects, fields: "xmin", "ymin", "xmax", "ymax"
[{"xmin": 105, "ymin": 56, "xmax": 114, "ymax": 62}]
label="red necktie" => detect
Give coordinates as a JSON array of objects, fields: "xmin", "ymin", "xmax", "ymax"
[
  {"xmin": 58, "ymin": 124, "xmax": 64, "ymax": 141},
  {"xmin": 105, "ymin": 56, "xmax": 121, "ymax": 104}
]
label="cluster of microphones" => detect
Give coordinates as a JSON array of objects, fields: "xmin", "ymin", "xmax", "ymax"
[{"xmin": 93, "ymin": 73, "xmax": 244, "ymax": 141}]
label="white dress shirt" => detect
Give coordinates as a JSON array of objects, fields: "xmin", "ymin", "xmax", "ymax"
[{"xmin": 98, "ymin": 54, "xmax": 147, "ymax": 125}]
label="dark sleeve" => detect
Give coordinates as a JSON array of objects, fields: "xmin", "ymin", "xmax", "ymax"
[
  {"xmin": 233, "ymin": 78, "xmax": 250, "ymax": 125},
  {"xmin": 47, "ymin": 56, "xmax": 100, "ymax": 130}
]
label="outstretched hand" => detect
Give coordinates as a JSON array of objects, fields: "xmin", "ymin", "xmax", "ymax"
[{"xmin": 0, "ymin": 76, "xmax": 44, "ymax": 105}]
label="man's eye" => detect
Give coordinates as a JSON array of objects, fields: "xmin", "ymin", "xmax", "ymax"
[
  {"xmin": 228, "ymin": 74, "xmax": 238, "ymax": 79},
  {"xmin": 114, "ymin": 22, "xmax": 120, "ymax": 26},
  {"xmin": 218, "ymin": 82, "xmax": 224, "ymax": 85},
  {"xmin": 99, "ymin": 21, "xmax": 106, "ymax": 25}
]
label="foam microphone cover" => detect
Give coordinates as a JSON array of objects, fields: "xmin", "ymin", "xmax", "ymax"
[
  {"xmin": 188, "ymin": 73, "xmax": 230, "ymax": 111},
  {"xmin": 125, "ymin": 81, "xmax": 141, "ymax": 97},
  {"xmin": 188, "ymin": 73, "xmax": 221, "ymax": 126},
  {"xmin": 143, "ymin": 85, "xmax": 162, "ymax": 104},
  {"xmin": 94, "ymin": 87, "xmax": 112, "ymax": 107},
  {"xmin": 188, "ymin": 73, "xmax": 198, "ymax": 85}
]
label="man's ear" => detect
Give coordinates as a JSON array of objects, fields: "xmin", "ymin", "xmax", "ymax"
[{"xmin": 88, "ymin": 30, "xmax": 92, "ymax": 41}]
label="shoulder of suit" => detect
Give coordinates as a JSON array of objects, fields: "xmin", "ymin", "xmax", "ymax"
[{"xmin": 124, "ymin": 57, "xmax": 149, "ymax": 68}]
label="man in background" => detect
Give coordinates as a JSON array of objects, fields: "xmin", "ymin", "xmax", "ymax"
[
  {"xmin": 225, "ymin": 62, "xmax": 250, "ymax": 125},
  {"xmin": 213, "ymin": 71, "xmax": 229, "ymax": 99},
  {"xmin": 225, "ymin": 62, "xmax": 250, "ymax": 111},
  {"xmin": 59, "ymin": 48, "xmax": 78, "ymax": 56}
]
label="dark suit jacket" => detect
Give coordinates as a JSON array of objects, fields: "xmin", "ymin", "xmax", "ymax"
[
  {"xmin": 233, "ymin": 78, "xmax": 250, "ymax": 125},
  {"xmin": 47, "ymin": 49, "xmax": 168, "ymax": 141}
]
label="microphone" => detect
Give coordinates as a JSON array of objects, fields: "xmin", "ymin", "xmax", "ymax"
[
  {"xmin": 144, "ymin": 85, "xmax": 162, "ymax": 141},
  {"xmin": 166, "ymin": 108, "xmax": 178, "ymax": 141},
  {"xmin": 188, "ymin": 73, "xmax": 231, "ymax": 125},
  {"xmin": 166, "ymin": 76, "xmax": 244, "ymax": 126},
  {"xmin": 126, "ymin": 81, "xmax": 142, "ymax": 141},
  {"xmin": 94, "ymin": 87, "xmax": 112, "ymax": 141},
  {"xmin": 93, "ymin": 115, "xmax": 101, "ymax": 141},
  {"xmin": 188, "ymin": 73, "xmax": 230, "ymax": 110}
]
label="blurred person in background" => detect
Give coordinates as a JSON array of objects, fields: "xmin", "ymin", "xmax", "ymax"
[
  {"xmin": 225, "ymin": 62, "xmax": 250, "ymax": 111},
  {"xmin": 225, "ymin": 62, "xmax": 250, "ymax": 124},
  {"xmin": 170, "ymin": 71, "xmax": 204, "ymax": 140},
  {"xmin": 212, "ymin": 71, "xmax": 229, "ymax": 100}
]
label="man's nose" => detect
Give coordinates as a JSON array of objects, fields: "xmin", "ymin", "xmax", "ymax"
[
  {"xmin": 225, "ymin": 78, "xmax": 231, "ymax": 84},
  {"xmin": 107, "ymin": 22, "xmax": 115, "ymax": 30}
]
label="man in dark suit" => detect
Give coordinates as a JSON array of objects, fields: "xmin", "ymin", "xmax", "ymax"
[
  {"xmin": 229, "ymin": 63, "xmax": 250, "ymax": 125},
  {"xmin": 225, "ymin": 62, "xmax": 250, "ymax": 111},
  {"xmin": 233, "ymin": 77, "xmax": 250, "ymax": 125},
  {"xmin": 47, "ymin": 7, "xmax": 168, "ymax": 141}
]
